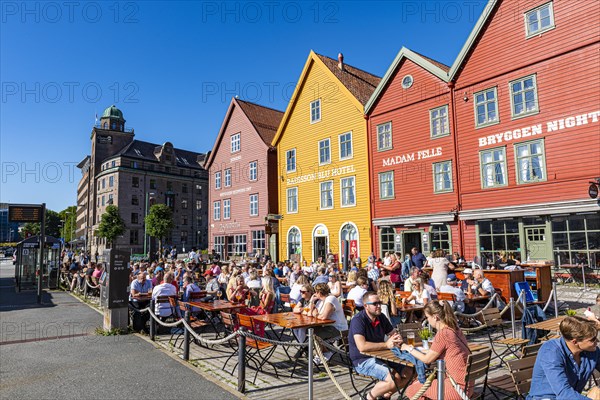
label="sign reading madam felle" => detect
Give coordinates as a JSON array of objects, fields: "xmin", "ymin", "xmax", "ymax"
[{"xmin": 382, "ymin": 147, "xmax": 443, "ymax": 167}]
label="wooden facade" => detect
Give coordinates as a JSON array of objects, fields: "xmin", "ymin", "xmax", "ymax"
[
  {"xmin": 272, "ymin": 52, "xmax": 380, "ymax": 265},
  {"xmin": 205, "ymin": 98, "xmax": 282, "ymax": 260}
]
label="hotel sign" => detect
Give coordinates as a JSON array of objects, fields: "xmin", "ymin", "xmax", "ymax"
[{"xmin": 286, "ymin": 165, "xmax": 355, "ymax": 185}]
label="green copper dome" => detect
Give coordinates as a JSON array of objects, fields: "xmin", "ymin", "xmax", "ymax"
[{"xmin": 102, "ymin": 105, "xmax": 125, "ymax": 121}]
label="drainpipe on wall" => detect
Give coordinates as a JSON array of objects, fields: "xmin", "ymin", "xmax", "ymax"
[{"xmin": 448, "ymin": 81, "xmax": 465, "ymax": 257}]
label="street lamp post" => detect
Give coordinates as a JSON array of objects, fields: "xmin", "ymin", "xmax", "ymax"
[{"xmin": 143, "ymin": 192, "xmax": 155, "ymax": 258}]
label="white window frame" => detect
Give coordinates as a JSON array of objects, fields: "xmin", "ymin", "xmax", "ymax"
[
  {"xmin": 320, "ymin": 180, "xmax": 334, "ymax": 210},
  {"xmin": 509, "ymin": 74, "xmax": 539, "ymax": 119},
  {"xmin": 479, "ymin": 147, "xmax": 508, "ymax": 189},
  {"xmin": 429, "ymin": 105, "xmax": 450, "ymax": 138},
  {"xmin": 524, "ymin": 2, "xmax": 555, "ymax": 38},
  {"xmin": 223, "ymin": 199, "xmax": 231, "ymax": 220},
  {"xmin": 224, "ymin": 168, "xmax": 232, "ymax": 187},
  {"xmin": 339, "ymin": 131, "xmax": 353, "ymax": 160},
  {"xmin": 310, "ymin": 99, "xmax": 321, "ymax": 124},
  {"xmin": 213, "ymin": 201, "xmax": 221, "ymax": 221},
  {"xmin": 231, "ymin": 133, "xmax": 240, "ymax": 153},
  {"xmin": 514, "ymin": 139, "xmax": 547, "ymax": 185},
  {"xmin": 474, "ymin": 87, "xmax": 499, "ymax": 128},
  {"xmin": 287, "ymin": 187, "xmax": 298, "ymax": 214},
  {"xmin": 379, "ymin": 171, "xmax": 394, "ymax": 200},
  {"xmin": 318, "ymin": 138, "xmax": 331, "ymax": 165},
  {"xmin": 377, "ymin": 122, "xmax": 392, "ymax": 151},
  {"xmin": 249, "ymin": 194, "xmax": 259, "ymax": 216},
  {"xmin": 249, "ymin": 161, "xmax": 257, "ymax": 181},
  {"xmin": 286, "ymin": 149, "xmax": 296, "ymax": 173},
  {"xmin": 340, "ymin": 176, "xmax": 356, "ymax": 207},
  {"xmin": 433, "ymin": 160, "xmax": 454, "ymax": 194},
  {"xmin": 215, "ymin": 171, "xmax": 221, "ymax": 189}
]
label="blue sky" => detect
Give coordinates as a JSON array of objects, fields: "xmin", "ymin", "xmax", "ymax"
[{"xmin": 1, "ymin": 0, "xmax": 487, "ymax": 211}]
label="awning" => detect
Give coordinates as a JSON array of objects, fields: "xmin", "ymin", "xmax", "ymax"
[
  {"xmin": 459, "ymin": 198, "xmax": 599, "ymax": 221},
  {"xmin": 373, "ymin": 212, "xmax": 456, "ymax": 226}
]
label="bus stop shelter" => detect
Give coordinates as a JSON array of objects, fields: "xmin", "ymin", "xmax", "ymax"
[{"xmin": 14, "ymin": 235, "xmax": 61, "ymax": 291}]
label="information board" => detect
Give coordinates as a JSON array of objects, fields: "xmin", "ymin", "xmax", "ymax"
[{"xmin": 8, "ymin": 205, "xmax": 43, "ymax": 223}]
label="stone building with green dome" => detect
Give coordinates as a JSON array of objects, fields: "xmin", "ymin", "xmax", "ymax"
[{"xmin": 76, "ymin": 105, "xmax": 209, "ymax": 257}]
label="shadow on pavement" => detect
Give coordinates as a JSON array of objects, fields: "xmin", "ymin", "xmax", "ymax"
[{"xmin": 0, "ymin": 277, "xmax": 58, "ymax": 312}]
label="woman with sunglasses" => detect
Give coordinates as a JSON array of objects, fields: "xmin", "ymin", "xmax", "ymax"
[{"xmin": 291, "ymin": 284, "xmax": 316, "ymax": 345}]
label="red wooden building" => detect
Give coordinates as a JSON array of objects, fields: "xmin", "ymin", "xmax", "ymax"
[
  {"xmin": 367, "ymin": 0, "xmax": 600, "ymax": 268},
  {"xmin": 205, "ymin": 98, "xmax": 283, "ymax": 260}
]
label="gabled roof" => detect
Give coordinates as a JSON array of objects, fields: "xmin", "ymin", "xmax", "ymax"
[
  {"xmin": 204, "ymin": 98, "xmax": 283, "ymax": 169},
  {"xmin": 272, "ymin": 51, "xmax": 381, "ymax": 146},
  {"xmin": 110, "ymin": 140, "xmax": 206, "ymax": 169},
  {"xmin": 448, "ymin": 0, "xmax": 499, "ymax": 80},
  {"xmin": 364, "ymin": 47, "xmax": 452, "ymax": 115}
]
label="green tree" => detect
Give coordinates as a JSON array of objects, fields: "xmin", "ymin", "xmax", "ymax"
[
  {"xmin": 58, "ymin": 206, "xmax": 77, "ymax": 242},
  {"xmin": 145, "ymin": 204, "xmax": 174, "ymax": 256},
  {"xmin": 95, "ymin": 205, "xmax": 125, "ymax": 248},
  {"xmin": 19, "ymin": 209, "xmax": 62, "ymax": 239}
]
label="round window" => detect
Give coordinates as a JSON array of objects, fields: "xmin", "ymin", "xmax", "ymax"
[{"xmin": 401, "ymin": 75, "xmax": 414, "ymax": 89}]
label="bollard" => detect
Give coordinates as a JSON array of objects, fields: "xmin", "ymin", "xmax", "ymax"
[
  {"xmin": 437, "ymin": 359, "xmax": 445, "ymax": 399},
  {"xmin": 552, "ymin": 281, "xmax": 558, "ymax": 317},
  {"xmin": 183, "ymin": 310, "xmax": 190, "ymax": 361},
  {"xmin": 149, "ymin": 300, "xmax": 156, "ymax": 341},
  {"xmin": 237, "ymin": 330, "xmax": 246, "ymax": 393},
  {"xmin": 308, "ymin": 327, "xmax": 314, "ymax": 400},
  {"xmin": 510, "ymin": 298, "xmax": 516, "ymax": 338}
]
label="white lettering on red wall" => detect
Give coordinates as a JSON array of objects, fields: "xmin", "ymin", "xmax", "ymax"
[{"xmin": 382, "ymin": 147, "xmax": 442, "ymax": 167}]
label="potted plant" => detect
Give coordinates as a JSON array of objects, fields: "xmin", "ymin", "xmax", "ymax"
[
  {"xmin": 565, "ymin": 309, "xmax": 577, "ymax": 317},
  {"xmin": 418, "ymin": 327, "xmax": 433, "ymax": 350}
]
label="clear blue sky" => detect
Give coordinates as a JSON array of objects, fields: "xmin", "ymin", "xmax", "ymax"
[{"xmin": 1, "ymin": 0, "xmax": 487, "ymax": 211}]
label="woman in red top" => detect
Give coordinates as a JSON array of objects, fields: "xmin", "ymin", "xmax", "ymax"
[
  {"xmin": 383, "ymin": 253, "xmax": 402, "ymax": 288},
  {"xmin": 400, "ymin": 300, "xmax": 472, "ymax": 399}
]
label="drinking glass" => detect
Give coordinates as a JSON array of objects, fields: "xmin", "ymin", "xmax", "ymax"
[
  {"xmin": 407, "ymin": 332, "xmax": 415, "ymax": 346},
  {"xmin": 216, "ymin": 290, "xmax": 222, "ymax": 300}
]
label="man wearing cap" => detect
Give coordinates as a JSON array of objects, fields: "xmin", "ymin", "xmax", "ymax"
[
  {"xmin": 204, "ymin": 269, "xmax": 219, "ymax": 295},
  {"xmin": 439, "ymin": 274, "xmax": 466, "ymax": 313},
  {"xmin": 461, "ymin": 268, "xmax": 474, "ymax": 293}
]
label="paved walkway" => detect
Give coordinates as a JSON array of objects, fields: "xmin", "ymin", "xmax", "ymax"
[{"xmin": 0, "ymin": 259, "xmax": 242, "ymax": 400}]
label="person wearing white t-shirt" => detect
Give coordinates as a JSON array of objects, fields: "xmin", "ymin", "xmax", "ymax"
[
  {"xmin": 403, "ymin": 279, "xmax": 430, "ymax": 306},
  {"xmin": 347, "ymin": 276, "xmax": 369, "ymax": 310},
  {"xmin": 152, "ymin": 272, "xmax": 177, "ymax": 317}
]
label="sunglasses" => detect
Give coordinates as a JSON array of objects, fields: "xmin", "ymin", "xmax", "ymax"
[
  {"xmin": 300, "ymin": 290, "xmax": 308, "ymax": 294},
  {"xmin": 365, "ymin": 301, "xmax": 383, "ymax": 306}
]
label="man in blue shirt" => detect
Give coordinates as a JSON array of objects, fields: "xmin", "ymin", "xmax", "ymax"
[
  {"xmin": 410, "ymin": 247, "xmax": 427, "ymax": 269},
  {"xmin": 527, "ymin": 316, "xmax": 599, "ymax": 400},
  {"xmin": 348, "ymin": 291, "xmax": 408, "ymax": 400}
]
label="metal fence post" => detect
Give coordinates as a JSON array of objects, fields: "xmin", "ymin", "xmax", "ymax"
[
  {"xmin": 437, "ymin": 359, "xmax": 445, "ymax": 400},
  {"xmin": 308, "ymin": 327, "xmax": 314, "ymax": 400},
  {"xmin": 237, "ymin": 330, "xmax": 246, "ymax": 393},
  {"xmin": 552, "ymin": 281, "xmax": 558, "ymax": 317},
  {"xmin": 149, "ymin": 300, "xmax": 156, "ymax": 341},
  {"xmin": 183, "ymin": 310, "xmax": 190, "ymax": 361},
  {"xmin": 510, "ymin": 298, "xmax": 516, "ymax": 338}
]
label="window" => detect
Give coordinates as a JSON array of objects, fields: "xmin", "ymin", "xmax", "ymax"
[
  {"xmin": 341, "ymin": 177, "xmax": 356, "ymax": 207},
  {"xmin": 320, "ymin": 181, "xmax": 333, "ymax": 209},
  {"xmin": 132, "ymin": 177, "xmax": 139, "ymax": 188},
  {"xmin": 131, "ymin": 161, "xmax": 139, "ymax": 169},
  {"xmin": 223, "ymin": 199, "xmax": 230, "ymax": 219},
  {"xmin": 108, "ymin": 194, "xmax": 113, "ymax": 204},
  {"xmin": 101, "ymin": 195, "xmax": 105, "ymax": 206},
  {"xmin": 150, "ymin": 179, "xmax": 156, "ymax": 189},
  {"xmin": 287, "ymin": 187, "xmax": 298, "ymax": 213},
  {"xmin": 515, "ymin": 140, "xmax": 546, "ymax": 184},
  {"xmin": 525, "ymin": 2, "xmax": 554, "ymax": 37},
  {"xmin": 379, "ymin": 171, "xmax": 394, "ymax": 199},
  {"xmin": 111, "ymin": 160, "xmax": 116, "ymax": 168},
  {"xmin": 319, "ymin": 139, "xmax": 331, "ymax": 165},
  {"xmin": 196, "ymin": 200, "xmax": 202, "ymax": 210},
  {"xmin": 182, "ymin": 183, "xmax": 188, "ymax": 193},
  {"xmin": 214, "ymin": 236, "xmax": 225, "ymax": 257},
  {"xmin": 430, "ymin": 224, "xmax": 451, "ymax": 253},
  {"xmin": 195, "ymin": 184, "xmax": 202, "ymax": 194},
  {"xmin": 131, "ymin": 195, "xmax": 139, "ymax": 205},
  {"xmin": 480, "ymin": 147, "xmax": 507, "ymax": 188},
  {"xmin": 102, "ymin": 179, "xmax": 105, "ymax": 189},
  {"xmin": 286, "ymin": 149, "xmax": 296, "ymax": 172},
  {"xmin": 166, "ymin": 194, "xmax": 174, "ymax": 209},
  {"xmin": 129, "ymin": 230, "xmax": 139, "ymax": 245},
  {"xmin": 288, "ymin": 227, "xmax": 301, "ymax": 259},
  {"xmin": 377, "ymin": 122, "xmax": 392, "ymax": 151},
  {"xmin": 474, "ymin": 88, "xmax": 499, "ymax": 127},
  {"xmin": 249, "ymin": 161, "xmax": 257, "ymax": 181},
  {"xmin": 181, "ymin": 199, "xmax": 188, "ymax": 209},
  {"xmin": 224, "ymin": 169, "xmax": 231, "ymax": 187},
  {"xmin": 180, "ymin": 231, "xmax": 188, "ymax": 244},
  {"xmin": 478, "ymin": 220, "xmax": 520, "ymax": 262},
  {"xmin": 433, "ymin": 161, "xmax": 453, "ymax": 193},
  {"xmin": 339, "ymin": 132, "xmax": 353, "ymax": 160},
  {"xmin": 310, "ymin": 99, "xmax": 321, "ymax": 123},
  {"xmin": 131, "ymin": 213, "xmax": 138, "ymax": 224},
  {"xmin": 233, "ymin": 234, "xmax": 247, "ymax": 256},
  {"xmin": 213, "ymin": 201, "xmax": 221, "ymax": 220},
  {"xmin": 430, "ymin": 105, "xmax": 450, "ymax": 138},
  {"xmin": 215, "ymin": 171, "xmax": 221, "ymax": 189},
  {"xmin": 249, "ymin": 194, "xmax": 259, "ymax": 216},
  {"xmin": 181, "ymin": 215, "xmax": 188, "ymax": 225},
  {"xmin": 166, "ymin": 181, "xmax": 173, "ymax": 191},
  {"xmin": 252, "ymin": 230, "xmax": 266, "ymax": 253},
  {"xmin": 340, "ymin": 223, "xmax": 358, "ymax": 243},
  {"xmin": 109, "ymin": 176, "xmax": 114, "ymax": 187},
  {"xmin": 380, "ymin": 227, "xmax": 395, "ymax": 255},
  {"xmin": 510, "ymin": 75, "xmax": 539, "ymax": 118},
  {"xmin": 552, "ymin": 213, "xmax": 600, "ymax": 267},
  {"xmin": 231, "ymin": 133, "xmax": 240, "ymax": 153}
]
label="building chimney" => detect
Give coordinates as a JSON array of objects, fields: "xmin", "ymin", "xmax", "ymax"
[{"xmin": 338, "ymin": 53, "xmax": 344, "ymax": 71}]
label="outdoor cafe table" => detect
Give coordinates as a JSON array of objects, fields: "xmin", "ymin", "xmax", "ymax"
[
  {"xmin": 525, "ymin": 315, "xmax": 566, "ymax": 332},
  {"xmin": 395, "ymin": 302, "xmax": 425, "ymax": 322},
  {"xmin": 188, "ymin": 300, "xmax": 245, "ymax": 337}
]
